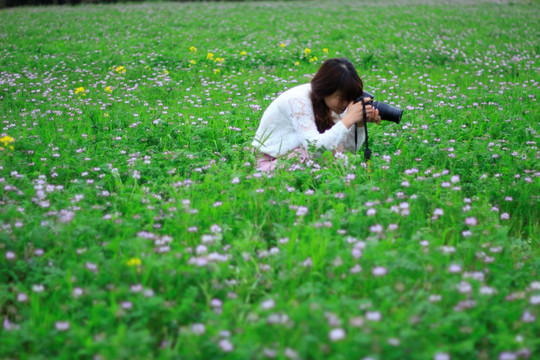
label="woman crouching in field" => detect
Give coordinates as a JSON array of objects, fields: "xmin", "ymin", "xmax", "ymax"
[{"xmin": 252, "ymin": 58, "xmax": 381, "ymax": 172}]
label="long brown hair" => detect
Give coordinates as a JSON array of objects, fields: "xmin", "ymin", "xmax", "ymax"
[{"xmin": 310, "ymin": 58, "xmax": 364, "ymax": 133}]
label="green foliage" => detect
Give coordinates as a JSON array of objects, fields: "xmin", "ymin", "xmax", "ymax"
[{"xmin": 0, "ymin": 0, "xmax": 539, "ymax": 359}]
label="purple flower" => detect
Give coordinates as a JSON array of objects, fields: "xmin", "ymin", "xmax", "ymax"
[
  {"xmin": 521, "ymin": 310, "xmax": 536, "ymax": 323},
  {"xmin": 296, "ymin": 206, "xmax": 308, "ymax": 216},
  {"xmin": 121, "ymin": 301, "xmax": 133, "ymax": 310},
  {"xmin": 498, "ymin": 352, "xmax": 517, "ymax": 360},
  {"xmin": 55, "ymin": 321, "xmax": 70, "ymax": 331},
  {"xmin": 433, "ymin": 353, "xmax": 450, "ymax": 360},
  {"xmin": 372, "ymin": 266, "xmax": 387, "ymax": 276},
  {"xmin": 261, "ymin": 299, "xmax": 276, "ymax": 310},
  {"xmin": 218, "ymin": 339, "xmax": 234, "ymax": 352},
  {"xmin": 529, "ymin": 295, "xmax": 540, "ymax": 305},
  {"xmin": 366, "ymin": 311, "xmax": 381, "ymax": 321},
  {"xmin": 369, "ymin": 224, "xmax": 383, "ymax": 234},
  {"xmin": 328, "ymin": 328, "xmax": 346, "ymax": 341},
  {"xmin": 191, "ymin": 323, "xmax": 205, "ymax": 335}
]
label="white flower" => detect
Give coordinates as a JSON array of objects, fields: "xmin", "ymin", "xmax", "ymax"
[
  {"xmin": 73, "ymin": 287, "xmax": 84, "ymax": 298},
  {"xmin": 372, "ymin": 266, "xmax": 387, "ymax": 276},
  {"xmin": 448, "ymin": 264, "xmax": 462, "ymax": 273},
  {"xmin": 480, "ymin": 286, "xmax": 497, "ymax": 295},
  {"xmin": 263, "ymin": 347, "xmax": 278, "ymax": 358},
  {"xmin": 351, "ymin": 248, "xmax": 362, "ymax": 259},
  {"xmin": 521, "ymin": 310, "xmax": 535, "ymax": 323},
  {"xmin": 191, "ymin": 323, "xmax": 206, "ymax": 335},
  {"xmin": 366, "ymin": 311, "xmax": 381, "ymax": 321},
  {"xmin": 3, "ymin": 317, "xmax": 20, "ymax": 331},
  {"xmin": 434, "ymin": 208, "xmax": 444, "ymax": 216},
  {"xmin": 328, "ymin": 328, "xmax": 346, "ymax": 341},
  {"xmin": 196, "ymin": 245, "xmax": 208, "ymax": 255},
  {"xmin": 434, "ymin": 353, "xmax": 450, "ymax": 360},
  {"xmin": 55, "ymin": 321, "xmax": 70, "ymax": 331},
  {"xmin": 301, "ymin": 257, "xmax": 313, "ymax": 267},
  {"xmin": 296, "ymin": 206, "xmax": 308, "ymax": 216},
  {"xmin": 457, "ymin": 281, "xmax": 472, "ymax": 294},
  {"xmin": 530, "ymin": 295, "xmax": 540, "ymax": 305},
  {"xmin": 350, "ymin": 264, "xmax": 362, "ymax": 274},
  {"xmin": 261, "ymin": 299, "xmax": 276, "ymax": 310},
  {"xmin": 369, "ymin": 224, "xmax": 383, "ymax": 233},
  {"xmin": 218, "ymin": 339, "xmax": 234, "ymax": 352},
  {"xmin": 121, "ymin": 301, "xmax": 133, "ymax": 309},
  {"xmin": 498, "ymin": 352, "xmax": 517, "ymax": 360}
]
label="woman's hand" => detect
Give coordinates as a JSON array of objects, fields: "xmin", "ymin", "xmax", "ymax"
[{"xmin": 341, "ymin": 98, "xmax": 381, "ymax": 129}]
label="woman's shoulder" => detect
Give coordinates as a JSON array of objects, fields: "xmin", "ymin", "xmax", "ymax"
[
  {"xmin": 272, "ymin": 83, "xmax": 310, "ymax": 107},
  {"xmin": 272, "ymin": 83, "xmax": 310, "ymax": 101},
  {"xmin": 283, "ymin": 83, "xmax": 311, "ymax": 97}
]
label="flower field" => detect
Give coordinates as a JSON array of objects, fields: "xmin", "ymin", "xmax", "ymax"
[{"xmin": 0, "ymin": 0, "xmax": 539, "ymax": 359}]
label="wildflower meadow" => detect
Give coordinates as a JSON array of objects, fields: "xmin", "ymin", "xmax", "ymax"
[{"xmin": 0, "ymin": 0, "xmax": 539, "ymax": 359}]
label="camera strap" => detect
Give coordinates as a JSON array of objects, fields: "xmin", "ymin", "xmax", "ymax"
[{"xmin": 355, "ymin": 97, "xmax": 371, "ymax": 161}]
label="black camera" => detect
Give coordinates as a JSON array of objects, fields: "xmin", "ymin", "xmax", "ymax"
[{"xmin": 355, "ymin": 91, "xmax": 403, "ymax": 124}]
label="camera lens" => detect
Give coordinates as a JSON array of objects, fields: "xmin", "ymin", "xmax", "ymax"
[{"xmin": 373, "ymin": 101, "xmax": 402, "ymax": 124}]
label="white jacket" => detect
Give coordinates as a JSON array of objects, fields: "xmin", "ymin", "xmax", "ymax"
[{"xmin": 251, "ymin": 83, "xmax": 365, "ymax": 157}]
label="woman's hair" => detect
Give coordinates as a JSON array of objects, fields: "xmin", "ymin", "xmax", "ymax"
[{"xmin": 310, "ymin": 58, "xmax": 364, "ymax": 133}]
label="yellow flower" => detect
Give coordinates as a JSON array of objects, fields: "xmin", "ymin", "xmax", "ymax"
[
  {"xmin": 214, "ymin": 57, "xmax": 225, "ymax": 63},
  {"xmin": 279, "ymin": 43, "xmax": 286, "ymax": 48},
  {"xmin": 164, "ymin": 70, "xmax": 169, "ymax": 75},
  {"xmin": 240, "ymin": 51, "xmax": 247, "ymax": 56},
  {"xmin": 323, "ymin": 48, "xmax": 329, "ymax": 55},
  {"xmin": 304, "ymin": 48, "xmax": 311, "ymax": 56},
  {"xmin": 309, "ymin": 56, "xmax": 318, "ymax": 63},
  {"xmin": 207, "ymin": 52, "xmax": 214, "ymax": 60},
  {"xmin": 104, "ymin": 113, "xmax": 109, "ymax": 118},
  {"xmin": 294, "ymin": 61, "xmax": 300, "ymax": 66},
  {"xmin": 0, "ymin": 135, "xmax": 15, "ymax": 150},
  {"xmin": 127, "ymin": 258, "xmax": 141, "ymax": 267},
  {"xmin": 104, "ymin": 86, "xmax": 112, "ymax": 93},
  {"xmin": 75, "ymin": 87, "xmax": 85, "ymax": 96},
  {"xmin": 113, "ymin": 65, "xmax": 126, "ymax": 74},
  {"xmin": 189, "ymin": 59, "xmax": 197, "ymax": 65},
  {"xmin": 189, "ymin": 46, "xmax": 197, "ymax": 53},
  {"xmin": 213, "ymin": 68, "xmax": 221, "ymax": 74}
]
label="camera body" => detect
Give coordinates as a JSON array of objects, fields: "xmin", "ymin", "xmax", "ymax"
[{"xmin": 355, "ymin": 91, "xmax": 403, "ymax": 124}]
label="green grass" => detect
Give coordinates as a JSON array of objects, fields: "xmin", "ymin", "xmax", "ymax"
[{"xmin": 0, "ymin": 0, "xmax": 539, "ymax": 359}]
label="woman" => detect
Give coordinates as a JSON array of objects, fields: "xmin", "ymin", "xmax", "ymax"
[{"xmin": 252, "ymin": 58, "xmax": 381, "ymax": 172}]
